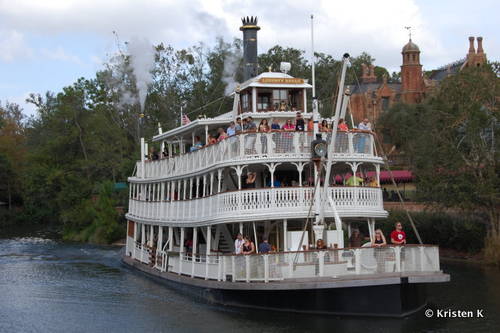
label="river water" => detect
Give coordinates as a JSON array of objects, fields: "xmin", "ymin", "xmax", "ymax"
[{"xmin": 0, "ymin": 236, "xmax": 499, "ymax": 333}]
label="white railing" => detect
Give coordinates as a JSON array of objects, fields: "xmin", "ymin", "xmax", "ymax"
[
  {"xmin": 148, "ymin": 245, "xmax": 441, "ymax": 282},
  {"xmin": 127, "ymin": 186, "xmax": 384, "ymax": 223},
  {"xmin": 137, "ymin": 131, "xmax": 376, "ymax": 179}
]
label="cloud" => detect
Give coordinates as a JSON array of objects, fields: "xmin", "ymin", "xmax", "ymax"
[
  {"xmin": 40, "ymin": 46, "xmax": 82, "ymax": 64},
  {"xmin": 0, "ymin": 30, "xmax": 33, "ymax": 62}
]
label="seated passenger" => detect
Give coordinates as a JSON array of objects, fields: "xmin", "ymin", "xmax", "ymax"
[
  {"xmin": 258, "ymin": 237, "xmax": 272, "ymax": 253},
  {"xmin": 190, "ymin": 136, "xmax": 203, "ymax": 152},
  {"xmin": 242, "ymin": 236, "xmax": 255, "ymax": 255},
  {"xmin": 149, "ymin": 147, "xmax": 159, "ymax": 160},
  {"xmin": 217, "ymin": 127, "xmax": 228, "ymax": 142}
]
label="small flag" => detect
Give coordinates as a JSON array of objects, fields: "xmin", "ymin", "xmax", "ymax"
[{"xmin": 182, "ymin": 114, "xmax": 191, "ymax": 125}]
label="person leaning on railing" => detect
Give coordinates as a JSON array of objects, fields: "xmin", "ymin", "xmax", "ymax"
[{"xmin": 242, "ymin": 236, "xmax": 255, "ymax": 255}]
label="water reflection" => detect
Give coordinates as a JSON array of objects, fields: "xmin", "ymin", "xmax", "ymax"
[{"xmin": 0, "ymin": 237, "xmax": 498, "ymax": 333}]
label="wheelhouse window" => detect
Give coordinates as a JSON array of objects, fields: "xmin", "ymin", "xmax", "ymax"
[{"xmin": 241, "ymin": 93, "xmax": 250, "ymax": 113}]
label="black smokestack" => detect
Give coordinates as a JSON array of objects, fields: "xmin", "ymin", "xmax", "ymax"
[{"xmin": 240, "ymin": 16, "xmax": 260, "ymax": 81}]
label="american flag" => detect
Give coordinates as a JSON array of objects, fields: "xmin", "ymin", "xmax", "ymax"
[{"xmin": 181, "ymin": 114, "xmax": 191, "ymax": 125}]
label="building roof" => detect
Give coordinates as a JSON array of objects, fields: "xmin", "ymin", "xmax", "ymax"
[
  {"xmin": 402, "ymin": 39, "xmax": 420, "ymax": 53},
  {"xmin": 428, "ymin": 60, "xmax": 465, "ymax": 81},
  {"xmin": 351, "ymin": 82, "xmax": 401, "ymax": 94},
  {"xmin": 238, "ymin": 71, "xmax": 312, "ymax": 91}
]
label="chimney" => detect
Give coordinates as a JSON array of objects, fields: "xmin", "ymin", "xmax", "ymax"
[
  {"xmin": 240, "ymin": 16, "xmax": 260, "ymax": 81},
  {"xmin": 468, "ymin": 36, "xmax": 475, "ymax": 53},
  {"xmin": 476, "ymin": 36, "xmax": 484, "ymax": 53}
]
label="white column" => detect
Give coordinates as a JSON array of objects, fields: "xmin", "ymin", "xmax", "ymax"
[
  {"xmin": 283, "ymin": 219, "xmax": 288, "ymax": 251},
  {"xmin": 140, "ymin": 138, "xmax": 145, "ymax": 178},
  {"xmin": 375, "ymin": 164, "xmax": 380, "ymax": 186},
  {"xmin": 217, "ymin": 169, "xmax": 223, "ymax": 193},
  {"xmin": 239, "ymin": 222, "xmax": 243, "ymax": 235},
  {"xmin": 206, "ymin": 226, "xmax": 212, "ymax": 255},
  {"xmin": 205, "ymin": 125, "xmax": 209, "ymax": 145},
  {"xmin": 149, "ymin": 224, "xmax": 154, "ymax": 247},
  {"xmin": 196, "ymin": 177, "xmax": 200, "ymax": 198},
  {"xmin": 189, "ymin": 178, "xmax": 193, "ymax": 199},
  {"xmin": 252, "ymin": 87, "xmax": 257, "ymax": 113},
  {"xmin": 168, "ymin": 226, "xmax": 173, "ymax": 251},
  {"xmin": 202, "ymin": 174, "xmax": 207, "ymax": 197},
  {"xmin": 183, "ymin": 179, "xmax": 187, "ymax": 200},
  {"xmin": 210, "ymin": 172, "xmax": 215, "ymax": 195},
  {"xmin": 133, "ymin": 222, "xmax": 138, "ymax": 259}
]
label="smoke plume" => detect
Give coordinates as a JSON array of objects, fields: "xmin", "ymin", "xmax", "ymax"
[
  {"xmin": 222, "ymin": 48, "xmax": 242, "ymax": 96},
  {"xmin": 127, "ymin": 37, "xmax": 155, "ymax": 112}
]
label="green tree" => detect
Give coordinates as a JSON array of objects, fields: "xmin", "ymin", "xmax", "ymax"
[{"xmin": 380, "ymin": 64, "xmax": 500, "ymax": 262}]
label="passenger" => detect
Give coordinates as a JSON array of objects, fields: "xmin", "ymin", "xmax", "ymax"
[
  {"xmin": 258, "ymin": 119, "xmax": 270, "ymax": 132},
  {"xmin": 245, "ymin": 117, "xmax": 257, "ymax": 154},
  {"xmin": 270, "ymin": 118, "xmax": 280, "ymax": 130},
  {"xmin": 319, "ymin": 119, "xmax": 329, "ymax": 132},
  {"xmin": 217, "ymin": 127, "xmax": 228, "ymax": 142},
  {"xmin": 162, "ymin": 146, "xmax": 169, "ymax": 159},
  {"xmin": 227, "ymin": 121, "xmax": 236, "ymax": 136},
  {"xmin": 316, "ymin": 239, "xmax": 327, "ymax": 250},
  {"xmin": 390, "ymin": 222, "xmax": 406, "ymax": 245},
  {"xmin": 337, "ymin": 118, "xmax": 349, "ymax": 131},
  {"xmin": 295, "ymin": 112, "xmax": 305, "ymax": 131},
  {"xmin": 207, "ymin": 134, "xmax": 217, "ymax": 145},
  {"xmin": 185, "ymin": 238, "xmax": 193, "ymax": 255},
  {"xmin": 258, "ymin": 119, "xmax": 270, "ymax": 153},
  {"xmin": 149, "ymin": 147, "xmax": 159, "ymax": 160},
  {"xmin": 190, "ymin": 136, "xmax": 203, "ymax": 152},
  {"xmin": 245, "ymin": 171, "xmax": 257, "ymax": 188},
  {"xmin": 282, "ymin": 119, "xmax": 295, "ymax": 152},
  {"xmin": 258, "ymin": 237, "xmax": 272, "ymax": 253},
  {"xmin": 371, "ymin": 229, "xmax": 387, "ymax": 247},
  {"xmin": 368, "ymin": 177, "xmax": 378, "ymax": 187},
  {"xmin": 382, "ymin": 188, "xmax": 389, "ymax": 201},
  {"xmin": 235, "ymin": 117, "xmax": 243, "ymax": 133},
  {"xmin": 307, "ymin": 118, "xmax": 314, "ymax": 132},
  {"xmin": 349, "ymin": 228, "xmax": 365, "ymax": 247},
  {"xmin": 246, "ymin": 116, "xmax": 257, "ymax": 132},
  {"xmin": 357, "ymin": 118, "xmax": 372, "ymax": 131},
  {"xmin": 346, "ymin": 175, "xmax": 363, "ymax": 186},
  {"xmin": 242, "ymin": 236, "xmax": 255, "ymax": 254},
  {"xmin": 234, "ymin": 233, "xmax": 244, "ymax": 255}
]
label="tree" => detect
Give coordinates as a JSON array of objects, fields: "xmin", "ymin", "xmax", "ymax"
[{"xmin": 380, "ymin": 64, "xmax": 500, "ymax": 262}]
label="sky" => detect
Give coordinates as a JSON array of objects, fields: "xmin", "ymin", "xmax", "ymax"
[{"xmin": 0, "ymin": 0, "xmax": 498, "ymax": 116}]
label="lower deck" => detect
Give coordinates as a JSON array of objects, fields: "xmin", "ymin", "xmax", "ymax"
[{"xmin": 122, "ymin": 255, "xmax": 448, "ymax": 317}]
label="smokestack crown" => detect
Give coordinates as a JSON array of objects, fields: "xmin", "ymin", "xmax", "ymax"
[{"xmin": 240, "ymin": 16, "xmax": 260, "ymax": 30}]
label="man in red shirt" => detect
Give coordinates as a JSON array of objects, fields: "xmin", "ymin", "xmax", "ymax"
[{"xmin": 390, "ymin": 222, "xmax": 406, "ymax": 245}]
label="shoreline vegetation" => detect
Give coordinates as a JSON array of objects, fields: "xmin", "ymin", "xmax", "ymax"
[{"xmin": 0, "ymin": 39, "xmax": 498, "ymax": 264}]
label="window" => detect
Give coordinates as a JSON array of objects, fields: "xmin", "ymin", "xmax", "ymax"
[
  {"xmin": 242, "ymin": 93, "xmax": 249, "ymax": 112},
  {"xmin": 257, "ymin": 95, "xmax": 270, "ymax": 110},
  {"xmin": 272, "ymin": 89, "xmax": 289, "ymax": 110},
  {"xmin": 382, "ymin": 97, "xmax": 390, "ymax": 111}
]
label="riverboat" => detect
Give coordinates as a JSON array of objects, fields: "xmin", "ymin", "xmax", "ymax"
[{"xmin": 122, "ymin": 16, "xmax": 449, "ymax": 317}]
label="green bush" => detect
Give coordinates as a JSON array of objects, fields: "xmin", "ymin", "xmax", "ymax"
[{"xmin": 62, "ymin": 181, "xmax": 125, "ymax": 244}]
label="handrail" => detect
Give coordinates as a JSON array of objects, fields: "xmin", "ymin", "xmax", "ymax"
[{"xmin": 206, "ymin": 244, "xmax": 438, "ymax": 257}]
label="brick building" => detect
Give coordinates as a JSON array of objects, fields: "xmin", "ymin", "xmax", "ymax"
[{"xmin": 349, "ymin": 37, "xmax": 488, "ymax": 127}]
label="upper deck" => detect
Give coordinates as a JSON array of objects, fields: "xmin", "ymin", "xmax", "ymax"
[{"xmin": 133, "ymin": 130, "xmax": 381, "ymax": 181}]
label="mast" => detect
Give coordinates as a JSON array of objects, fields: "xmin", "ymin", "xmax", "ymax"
[
  {"xmin": 310, "ymin": 14, "xmax": 323, "ymax": 243},
  {"xmin": 319, "ymin": 54, "xmax": 350, "ymax": 245}
]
